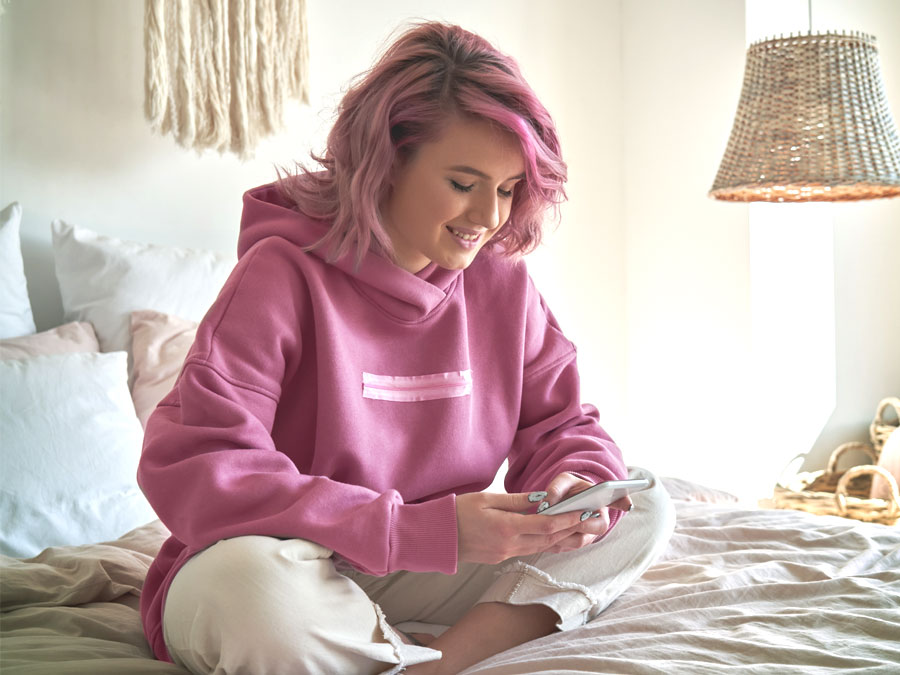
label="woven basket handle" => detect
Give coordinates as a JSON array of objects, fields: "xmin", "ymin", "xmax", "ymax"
[
  {"xmin": 826, "ymin": 442, "xmax": 877, "ymax": 475},
  {"xmin": 870, "ymin": 397, "xmax": 900, "ymax": 447},
  {"xmin": 835, "ymin": 465, "xmax": 900, "ymax": 518},
  {"xmin": 872, "ymin": 397, "xmax": 900, "ymax": 426}
]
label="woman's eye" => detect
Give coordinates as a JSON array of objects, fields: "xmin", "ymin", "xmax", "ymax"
[{"xmin": 449, "ymin": 179, "xmax": 515, "ymax": 198}]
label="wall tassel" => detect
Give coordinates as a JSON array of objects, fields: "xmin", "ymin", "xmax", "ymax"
[{"xmin": 144, "ymin": 0, "xmax": 309, "ymax": 159}]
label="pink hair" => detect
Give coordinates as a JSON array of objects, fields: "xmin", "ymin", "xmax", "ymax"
[{"xmin": 277, "ymin": 21, "xmax": 567, "ymax": 265}]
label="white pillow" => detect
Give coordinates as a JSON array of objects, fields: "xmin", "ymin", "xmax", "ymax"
[
  {"xmin": 660, "ymin": 476, "xmax": 740, "ymax": 504},
  {"xmin": 0, "ymin": 351, "xmax": 157, "ymax": 558},
  {"xmin": 51, "ymin": 220, "xmax": 234, "ymax": 355},
  {"xmin": 0, "ymin": 202, "xmax": 37, "ymax": 338}
]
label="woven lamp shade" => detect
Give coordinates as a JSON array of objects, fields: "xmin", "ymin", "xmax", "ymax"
[{"xmin": 710, "ymin": 32, "xmax": 900, "ymax": 202}]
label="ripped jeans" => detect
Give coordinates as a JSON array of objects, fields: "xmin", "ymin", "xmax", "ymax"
[{"xmin": 162, "ymin": 468, "xmax": 674, "ymax": 675}]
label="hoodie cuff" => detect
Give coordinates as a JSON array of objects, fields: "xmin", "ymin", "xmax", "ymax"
[
  {"xmin": 388, "ymin": 494, "xmax": 458, "ymax": 574},
  {"xmin": 606, "ymin": 506, "xmax": 625, "ymax": 533}
]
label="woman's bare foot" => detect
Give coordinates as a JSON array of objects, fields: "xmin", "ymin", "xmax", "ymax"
[{"xmin": 404, "ymin": 602, "xmax": 558, "ymax": 674}]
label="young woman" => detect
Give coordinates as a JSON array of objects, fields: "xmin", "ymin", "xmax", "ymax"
[{"xmin": 138, "ymin": 21, "xmax": 674, "ymax": 675}]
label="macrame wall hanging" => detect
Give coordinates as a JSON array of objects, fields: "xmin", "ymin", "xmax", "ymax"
[{"xmin": 144, "ymin": 0, "xmax": 309, "ymax": 159}]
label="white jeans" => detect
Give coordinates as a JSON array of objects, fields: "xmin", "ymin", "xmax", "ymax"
[{"xmin": 162, "ymin": 468, "xmax": 674, "ymax": 675}]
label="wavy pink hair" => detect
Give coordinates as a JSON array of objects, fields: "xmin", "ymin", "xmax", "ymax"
[{"xmin": 277, "ymin": 21, "xmax": 567, "ymax": 265}]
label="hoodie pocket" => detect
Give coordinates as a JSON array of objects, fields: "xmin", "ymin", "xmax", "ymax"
[{"xmin": 362, "ymin": 370, "xmax": 472, "ymax": 402}]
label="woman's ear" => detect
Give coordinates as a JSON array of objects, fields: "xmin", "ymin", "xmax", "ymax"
[
  {"xmin": 389, "ymin": 145, "xmax": 416, "ymax": 186},
  {"xmin": 385, "ymin": 156, "xmax": 401, "ymax": 189}
]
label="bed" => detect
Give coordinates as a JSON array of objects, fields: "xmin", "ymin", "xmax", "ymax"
[{"xmin": 2, "ymin": 203, "xmax": 899, "ymax": 674}]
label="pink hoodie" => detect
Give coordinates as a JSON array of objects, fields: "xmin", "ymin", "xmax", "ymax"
[{"xmin": 137, "ymin": 182, "xmax": 627, "ymax": 661}]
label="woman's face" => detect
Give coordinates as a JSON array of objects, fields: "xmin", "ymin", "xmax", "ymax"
[{"xmin": 381, "ymin": 116, "xmax": 526, "ymax": 273}]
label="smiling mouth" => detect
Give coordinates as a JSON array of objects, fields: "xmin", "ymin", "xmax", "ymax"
[{"xmin": 447, "ymin": 226, "xmax": 482, "ymax": 242}]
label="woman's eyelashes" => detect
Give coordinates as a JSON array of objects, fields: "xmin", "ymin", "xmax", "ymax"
[
  {"xmin": 449, "ymin": 179, "xmax": 515, "ymax": 198},
  {"xmin": 450, "ymin": 179, "xmax": 474, "ymax": 193}
]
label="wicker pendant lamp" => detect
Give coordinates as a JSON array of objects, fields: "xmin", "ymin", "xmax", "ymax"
[{"xmin": 710, "ymin": 28, "xmax": 900, "ymax": 202}]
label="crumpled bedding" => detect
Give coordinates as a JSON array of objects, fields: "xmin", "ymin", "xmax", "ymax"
[
  {"xmin": 0, "ymin": 520, "xmax": 184, "ymax": 674},
  {"xmin": 2, "ymin": 487, "xmax": 898, "ymax": 674},
  {"xmin": 463, "ymin": 500, "xmax": 900, "ymax": 674}
]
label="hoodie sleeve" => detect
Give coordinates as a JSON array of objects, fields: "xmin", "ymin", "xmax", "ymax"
[
  {"xmin": 504, "ymin": 277, "xmax": 628, "ymax": 526},
  {"xmin": 137, "ymin": 241, "xmax": 458, "ymax": 576}
]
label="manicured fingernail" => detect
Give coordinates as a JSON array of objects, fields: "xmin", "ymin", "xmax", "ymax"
[
  {"xmin": 537, "ymin": 501, "xmax": 550, "ymax": 513},
  {"xmin": 592, "ymin": 512, "xmax": 603, "ymax": 518},
  {"xmin": 580, "ymin": 510, "xmax": 593, "ymax": 521},
  {"xmin": 528, "ymin": 491, "xmax": 548, "ymax": 503}
]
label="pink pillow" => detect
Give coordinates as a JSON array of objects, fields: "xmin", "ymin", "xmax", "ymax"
[
  {"xmin": 0, "ymin": 321, "xmax": 99, "ymax": 359},
  {"xmin": 129, "ymin": 310, "xmax": 197, "ymax": 428}
]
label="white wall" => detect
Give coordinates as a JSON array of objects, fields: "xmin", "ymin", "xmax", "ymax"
[
  {"xmin": 0, "ymin": 0, "xmax": 628, "ymax": 430},
  {"xmin": 621, "ymin": 0, "xmax": 752, "ymax": 494},
  {"xmin": 618, "ymin": 0, "xmax": 900, "ymax": 500},
  {"xmin": 796, "ymin": 0, "xmax": 900, "ymax": 479},
  {"xmin": 744, "ymin": 0, "xmax": 900, "ymax": 483},
  {"xmin": 1, "ymin": 0, "xmax": 897, "ymax": 500}
]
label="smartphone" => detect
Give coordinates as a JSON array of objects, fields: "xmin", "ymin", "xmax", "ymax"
[{"xmin": 538, "ymin": 478, "xmax": 652, "ymax": 516}]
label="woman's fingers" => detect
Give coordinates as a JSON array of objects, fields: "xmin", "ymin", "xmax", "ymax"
[
  {"xmin": 545, "ymin": 532, "xmax": 597, "ymax": 554},
  {"xmin": 456, "ymin": 485, "xmax": 618, "ymax": 564},
  {"xmin": 457, "ymin": 492, "xmax": 585, "ymax": 563},
  {"xmin": 486, "ymin": 490, "xmax": 548, "ymax": 514},
  {"xmin": 520, "ymin": 507, "xmax": 611, "ymax": 552},
  {"xmin": 543, "ymin": 472, "xmax": 594, "ymax": 507},
  {"xmin": 537, "ymin": 507, "xmax": 612, "ymax": 553}
]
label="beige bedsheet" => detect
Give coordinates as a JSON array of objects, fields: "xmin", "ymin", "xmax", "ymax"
[
  {"xmin": 0, "ymin": 520, "xmax": 185, "ymax": 674},
  {"xmin": 2, "ymin": 488, "xmax": 898, "ymax": 674}
]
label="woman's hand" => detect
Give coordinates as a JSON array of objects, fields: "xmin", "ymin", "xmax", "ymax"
[
  {"xmin": 538, "ymin": 472, "xmax": 632, "ymax": 554},
  {"xmin": 455, "ymin": 472, "xmax": 631, "ymax": 564},
  {"xmin": 455, "ymin": 491, "xmax": 584, "ymax": 564}
]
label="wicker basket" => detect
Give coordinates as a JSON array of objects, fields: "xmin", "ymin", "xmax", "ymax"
[
  {"xmin": 773, "ymin": 442, "xmax": 900, "ymax": 526},
  {"xmin": 870, "ymin": 397, "xmax": 900, "ymax": 455}
]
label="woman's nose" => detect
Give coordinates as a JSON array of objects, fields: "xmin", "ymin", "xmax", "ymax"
[{"xmin": 467, "ymin": 193, "xmax": 502, "ymax": 230}]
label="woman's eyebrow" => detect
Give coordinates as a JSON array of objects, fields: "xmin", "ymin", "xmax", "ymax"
[{"xmin": 446, "ymin": 165, "xmax": 526, "ymax": 181}]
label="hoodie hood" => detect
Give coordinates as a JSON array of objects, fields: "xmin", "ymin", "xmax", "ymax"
[{"xmin": 239, "ymin": 182, "xmax": 463, "ymax": 322}]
